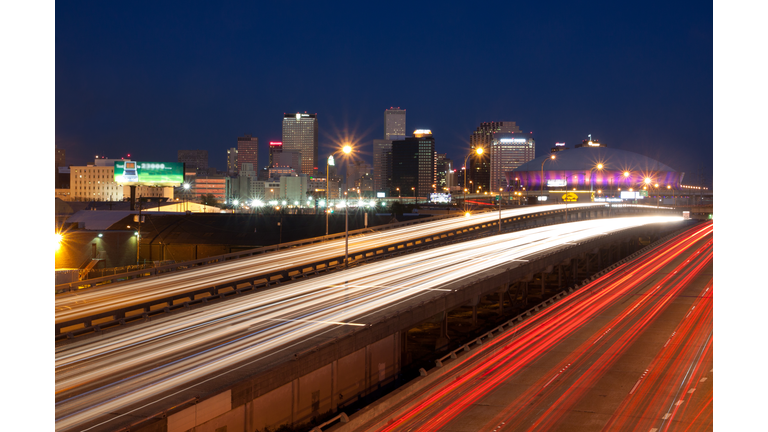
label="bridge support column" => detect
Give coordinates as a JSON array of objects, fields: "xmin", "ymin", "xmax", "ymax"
[{"xmin": 436, "ymin": 311, "xmax": 450, "ymax": 349}]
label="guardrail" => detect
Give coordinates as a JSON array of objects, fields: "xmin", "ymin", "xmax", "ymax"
[
  {"xmin": 57, "ymin": 204, "xmax": 663, "ymax": 293},
  {"xmin": 55, "ymin": 209, "xmax": 493, "ymax": 293}
]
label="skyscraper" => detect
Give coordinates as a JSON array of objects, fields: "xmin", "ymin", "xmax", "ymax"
[
  {"xmin": 435, "ymin": 153, "xmax": 453, "ymax": 191},
  {"xmin": 226, "ymin": 147, "xmax": 238, "ymax": 176},
  {"xmin": 391, "ymin": 129, "xmax": 436, "ymax": 199},
  {"xmin": 282, "ymin": 113, "xmax": 318, "ymax": 175},
  {"xmin": 237, "ymin": 135, "xmax": 258, "ymax": 175},
  {"xmin": 469, "ymin": 122, "xmax": 522, "ymax": 192},
  {"xmin": 384, "ymin": 108, "xmax": 406, "ymax": 140},
  {"xmin": 372, "ymin": 139, "xmax": 393, "ymax": 194},
  {"xmin": 177, "ymin": 150, "xmax": 209, "ymax": 171},
  {"xmin": 268, "ymin": 141, "xmax": 283, "ymax": 166},
  {"xmin": 490, "ymin": 133, "xmax": 535, "ymax": 191}
]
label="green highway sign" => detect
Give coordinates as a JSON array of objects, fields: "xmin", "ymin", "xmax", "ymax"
[{"xmin": 114, "ymin": 161, "xmax": 184, "ymax": 186}]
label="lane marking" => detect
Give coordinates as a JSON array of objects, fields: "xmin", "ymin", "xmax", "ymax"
[
  {"xmin": 700, "ymin": 377, "xmax": 708, "ymax": 383},
  {"xmin": 675, "ymin": 400, "xmax": 684, "ymax": 406},
  {"xmin": 650, "ymin": 429, "xmax": 659, "ymax": 432},
  {"xmin": 662, "ymin": 413, "xmax": 672, "ymax": 419},
  {"xmin": 688, "ymin": 388, "xmax": 696, "ymax": 394}
]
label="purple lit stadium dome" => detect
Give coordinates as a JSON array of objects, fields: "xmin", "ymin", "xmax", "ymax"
[{"xmin": 506, "ymin": 146, "xmax": 683, "ymax": 191}]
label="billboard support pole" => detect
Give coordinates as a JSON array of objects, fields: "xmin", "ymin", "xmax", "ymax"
[{"xmin": 130, "ymin": 186, "xmax": 137, "ymax": 211}]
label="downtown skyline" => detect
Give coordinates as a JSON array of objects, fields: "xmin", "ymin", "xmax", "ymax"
[{"xmin": 55, "ymin": 2, "xmax": 712, "ymax": 184}]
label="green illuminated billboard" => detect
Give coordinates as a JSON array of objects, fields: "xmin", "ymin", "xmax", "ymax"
[{"xmin": 114, "ymin": 161, "xmax": 184, "ymax": 186}]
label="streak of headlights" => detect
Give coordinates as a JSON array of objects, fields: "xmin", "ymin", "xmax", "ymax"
[{"xmin": 54, "ymin": 215, "xmax": 681, "ymax": 431}]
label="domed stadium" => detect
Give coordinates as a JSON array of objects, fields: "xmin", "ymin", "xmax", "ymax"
[{"xmin": 506, "ymin": 146, "xmax": 683, "ymax": 203}]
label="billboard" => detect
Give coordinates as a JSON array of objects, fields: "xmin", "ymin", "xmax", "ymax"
[
  {"xmin": 547, "ymin": 179, "xmax": 567, "ymax": 187},
  {"xmin": 430, "ymin": 193, "xmax": 452, "ymax": 203},
  {"xmin": 114, "ymin": 161, "xmax": 184, "ymax": 186}
]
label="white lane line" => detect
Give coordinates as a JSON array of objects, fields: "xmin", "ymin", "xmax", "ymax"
[
  {"xmin": 662, "ymin": 413, "xmax": 672, "ymax": 420},
  {"xmin": 687, "ymin": 388, "xmax": 695, "ymax": 394},
  {"xmin": 675, "ymin": 400, "xmax": 684, "ymax": 406},
  {"xmin": 253, "ymin": 318, "xmax": 367, "ymax": 327},
  {"xmin": 650, "ymin": 428, "xmax": 659, "ymax": 432},
  {"xmin": 700, "ymin": 377, "xmax": 708, "ymax": 383}
]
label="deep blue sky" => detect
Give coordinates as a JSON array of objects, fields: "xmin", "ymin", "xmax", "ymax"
[{"xmin": 56, "ymin": 1, "xmax": 712, "ymax": 182}]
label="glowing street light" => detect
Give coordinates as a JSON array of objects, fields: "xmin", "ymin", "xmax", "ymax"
[
  {"xmin": 463, "ymin": 147, "xmax": 485, "ymax": 213},
  {"xmin": 541, "ymin": 154, "xmax": 556, "ymax": 200}
]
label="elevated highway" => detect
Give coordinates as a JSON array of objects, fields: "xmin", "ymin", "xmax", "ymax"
[
  {"xmin": 54, "ymin": 215, "xmax": 691, "ymax": 432},
  {"xmin": 55, "ymin": 204, "xmax": 677, "ymax": 339}
]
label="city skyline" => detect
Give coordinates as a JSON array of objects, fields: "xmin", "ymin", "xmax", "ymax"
[{"xmin": 55, "ymin": 2, "xmax": 713, "ymax": 185}]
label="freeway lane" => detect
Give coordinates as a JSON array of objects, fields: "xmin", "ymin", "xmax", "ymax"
[
  {"xmin": 56, "ymin": 203, "xmax": 606, "ymax": 326},
  {"xmin": 346, "ymin": 221, "xmax": 712, "ymax": 432},
  {"xmin": 54, "ymin": 216, "xmax": 682, "ymax": 432}
]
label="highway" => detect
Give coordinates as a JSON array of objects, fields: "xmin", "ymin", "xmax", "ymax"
[
  {"xmin": 54, "ymin": 215, "xmax": 682, "ymax": 432},
  {"xmin": 348, "ymin": 221, "xmax": 712, "ymax": 432},
  {"xmin": 55, "ymin": 203, "xmax": 606, "ymax": 325}
]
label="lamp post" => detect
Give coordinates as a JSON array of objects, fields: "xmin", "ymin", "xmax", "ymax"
[
  {"xmin": 396, "ymin": 187, "xmax": 400, "ymax": 199},
  {"xmin": 183, "ymin": 183, "xmax": 190, "ymax": 212},
  {"xmin": 344, "ymin": 191, "xmax": 349, "ymax": 268},
  {"xmin": 588, "ymin": 163, "xmax": 604, "ymax": 193},
  {"xmin": 463, "ymin": 147, "xmax": 484, "ymax": 214},
  {"xmin": 411, "ymin": 187, "xmax": 415, "ymax": 205},
  {"xmin": 540, "ymin": 154, "xmax": 556, "ymax": 204},
  {"xmin": 498, "ymin": 187, "xmax": 503, "ymax": 232},
  {"xmin": 326, "ymin": 144, "xmax": 353, "ymax": 237}
]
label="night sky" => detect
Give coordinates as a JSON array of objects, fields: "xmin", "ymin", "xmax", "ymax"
[{"xmin": 56, "ymin": 1, "xmax": 712, "ymax": 182}]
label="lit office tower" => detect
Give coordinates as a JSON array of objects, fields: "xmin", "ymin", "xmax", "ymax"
[
  {"xmin": 268, "ymin": 141, "xmax": 283, "ymax": 166},
  {"xmin": 283, "ymin": 113, "xmax": 318, "ymax": 175},
  {"xmin": 490, "ymin": 133, "xmax": 535, "ymax": 191},
  {"xmin": 237, "ymin": 134, "xmax": 258, "ymax": 174},
  {"xmin": 384, "ymin": 108, "xmax": 406, "ymax": 140},
  {"xmin": 227, "ymin": 147, "xmax": 238, "ymax": 176},
  {"xmin": 435, "ymin": 153, "xmax": 453, "ymax": 190},
  {"xmin": 177, "ymin": 150, "xmax": 209, "ymax": 171},
  {"xmin": 373, "ymin": 139, "xmax": 393, "ymax": 194},
  {"xmin": 391, "ymin": 129, "xmax": 436, "ymax": 198},
  {"xmin": 469, "ymin": 121, "xmax": 522, "ymax": 193}
]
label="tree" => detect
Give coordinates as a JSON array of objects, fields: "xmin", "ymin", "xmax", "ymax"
[{"xmin": 201, "ymin": 194, "xmax": 218, "ymax": 207}]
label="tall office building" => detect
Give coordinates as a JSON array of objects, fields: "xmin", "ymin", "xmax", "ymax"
[
  {"xmin": 391, "ymin": 129, "xmax": 436, "ymax": 199},
  {"xmin": 345, "ymin": 160, "xmax": 371, "ymax": 192},
  {"xmin": 282, "ymin": 113, "xmax": 318, "ymax": 175},
  {"xmin": 271, "ymin": 151, "xmax": 302, "ymax": 172},
  {"xmin": 269, "ymin": 141, "xmax": 283, "ymax": 166},
  {"xmin": 226, "ymin": 147, "xmax": 238, "ymax": 176},
  {"xmin": 435, "ymin": 153, "xmax": 453, "ymax": 191},
  {"xmin": 468, "ymin": 122, "xmax": 522, "ymax": 192},
  {"xmin": 490, "ymin": 133, "xmax": 535, "ymax": 191},
  {"xmin": 237, "ymin": 135, "xmax": 258, "ymax": 175},
  {"xmin": 177, "ymin": 150, "xmax": 209, "ymax": 171},
  {"xmin": 373, "ymin": 139, "xmax": 393, "ymax": 194},
  {"xmin": 384, "ymin": 108, "xmax": 406, "ymax": 140}
]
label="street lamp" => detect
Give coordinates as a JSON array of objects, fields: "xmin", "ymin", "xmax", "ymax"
[
  {"xmin": 183, "ymin": 182, "xmax": 190, "ymax": 212},
  {"xmin": 326, "ymin": 144, "xmax": 354, "ymax": 237},
  {"xmin": 540, "ymin": 154, "xmax": 556, "ymax": 202},
  {"xmin": 588, "ymin": 163, "xmax": 604, "ymax": 193},
  {"xmin": 396, "ymin": 187, "xmax": 401, "ymax": 198},
  {"xmin": 411, "ymin": 187, "xmax": 415, "ymax": 204},
  {"xmin": 463, "ymin": 147, "xmax": 484, "ymax": 214},
  {"xmin": 498, "ymin": 187, "xmax": 503, "ymax": 233},
  {"xmin": 344, "ymin": 191, "xmax": 349, "ymax": 268}
]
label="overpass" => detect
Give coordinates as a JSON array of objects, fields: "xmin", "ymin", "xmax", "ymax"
[
  {"xmin": 55, "ymin": 214, "xmax": 692, "ymax": 432},
  {"xmin": 55, "ymin": 204, "xmax": 677, "ymax": 340}
]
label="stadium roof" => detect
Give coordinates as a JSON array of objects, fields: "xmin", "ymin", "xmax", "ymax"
[{"xmin": 513, "ymin": 147, "xmax": 676, "ymax": 172}]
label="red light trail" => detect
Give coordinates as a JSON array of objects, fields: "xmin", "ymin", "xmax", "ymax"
[{"xmin": 367, "ymin": 222, "xmax": 713, "ymax": 432}]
